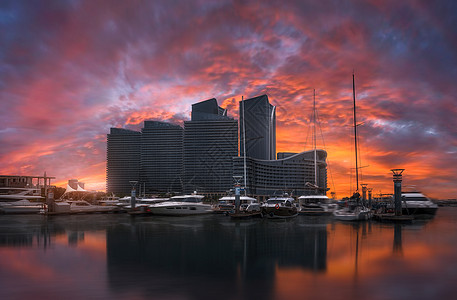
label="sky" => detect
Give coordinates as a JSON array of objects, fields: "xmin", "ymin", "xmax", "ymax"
[{"xmin": 1, "ymin": 0, "xmax": 456, "ymax": 199}]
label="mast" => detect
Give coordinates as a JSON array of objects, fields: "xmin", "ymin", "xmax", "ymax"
[
  {"xmin": 313, "ymin": 89, "xmax": 317, "ymax": 188},
  {"xmin": 242, "ymin": 96, "xmax": 247, "ymax": 192},
  {"xmin": 353, "ymin": 72, "xmax": 359, "ymax": 192}
]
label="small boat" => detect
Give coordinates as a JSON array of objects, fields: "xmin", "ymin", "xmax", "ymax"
[
  {"xmin": 261, "ymin": 195, "xmax": 298, "ymax": 219},
  {"xmin": 148, "ymin": 195, "xmax": 212, "ymax": 216},
  {"xmin": 298, "ymin": 195, "xmax": 337, "ymax": 216}
]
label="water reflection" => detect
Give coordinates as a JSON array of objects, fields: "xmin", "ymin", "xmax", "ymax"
[
  {"xmin": 0, "ymin": 210, "xmax": 456, "ymax": 300},
  {"xmin": 106, "ymin": 216, "xmax": 328, "ymax": 299}
]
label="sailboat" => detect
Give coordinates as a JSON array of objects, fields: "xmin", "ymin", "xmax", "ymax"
[
  {"xmin": 298, "ymin": 89, "xmax": 337, "ymax": 216},
  {"xmin": 333, "ymin": 74, "xmax": 372, "ymax": 221}
]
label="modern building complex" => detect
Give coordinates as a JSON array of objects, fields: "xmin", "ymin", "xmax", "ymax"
[
  {"xmin": 233, "ymin": 150, "xmax": 327, "ymax": 200},
  {"xmin": 183, "ymin": 99, "xmax": 238, "ymax": 196},
  {"xmin": 240, "ymin": 95, "xmax": 276, "ymax": 160},
  {"xmin": 106, "ymin": 128, "xmax": 141, "ymax": 196},
  {"xmin": 141, "ymin": 121, "xmax": 184, "ymax": 194},
  {"xmin": 106, "ymin": 94, "xmax": 328, "ymax": 199}
]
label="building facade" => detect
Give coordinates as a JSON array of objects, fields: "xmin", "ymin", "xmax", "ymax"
[
  {"xmin": 106, "ymin": 128, "xmax": 141, "ymax": 196},
  {"xmin": 240, "ymin": 94, "xmax": 276, "ymax": 160},
  {"xmin": 183, "ymin": 99, "xmax": 238, "ymax": 196},
  {"xmin": 233, "ymin": 150, "xmax": 327, "ymax": 199},
  {"xmin": 140, "ymin": 121, "xmax": 183, "ymax": 194}
]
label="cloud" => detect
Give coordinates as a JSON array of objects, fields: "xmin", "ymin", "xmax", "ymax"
[{"xmin": 1, "ymin": 0, "xmax": 456, "ymax": 198}]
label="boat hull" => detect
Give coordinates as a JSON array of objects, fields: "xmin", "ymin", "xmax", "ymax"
[
  {"xmin": 402, "ymin": 206, "xmax": 438, "ymax": 216},
  {"xmin": 333, "ymin": 208, "xmax": 372, "ymax": 221},
  {"xmin": 262, "ymin": 207, "xmax": 298, "ymax": 219},
  {"xmin": 149, "ymin": 203, "xmax": 212, "ymax": 216}
]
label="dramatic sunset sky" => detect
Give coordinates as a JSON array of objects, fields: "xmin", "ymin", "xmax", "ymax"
[{"xmin": 1, "ymin": 0, "xmax": 456, "ymax": 199}]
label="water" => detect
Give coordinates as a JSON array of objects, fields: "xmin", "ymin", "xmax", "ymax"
[{"xmin": 1, "ymin": 208, "xmax": 457, "ymax": 300}]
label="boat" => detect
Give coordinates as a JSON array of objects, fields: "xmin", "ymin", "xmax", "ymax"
[
  {"xmin": 398, "ymin": 191, "xmax": 438, "ymax": 216},
  {"xmin": 64, "ymin": 200, "xmax": 121, "ymax": 213},
  {"xmin": 213, "ymin": 195, "xmax": 257, "ymax": 213},
  {"xmin": 298, "ymin": 90, "xmax": 337, "ymax": 216},
  {"xmin": 298, "ymin": 194, "xmax": 337, "ymax": 216},
  {"xmin": 148, "ymin": 194, "xmax": 212, "ymax": 216},
  {"xmin": 261, "ymin": 194, "xmax": 298, "ymax": 219},
  {"xmin": 124, "ymin": 197, "xmax": 170, "ymax": 209},
  {"xmin": 333, "ymin": 73, "xmax": 372, "ymax": 221},
  {"xmin": 0, "ymin": 199, "xmax": 45, "ymax": 214},
  {"xmin": 0, "ymin": 187, "xmax": 43, "ymax": 202},
  {"xmin": 333, "ymin": 203, "xmax": 371, "ymax": 221},
  {"xmin": 229, "ymin": 202, "xmax": 262, "ymax": 219}
]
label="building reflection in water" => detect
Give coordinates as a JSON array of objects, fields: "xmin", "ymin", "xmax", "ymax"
[
  {"xmin": 105, "ymin": 216, "xmax": 328, "ymax": 299},
  {"xmin": 0, "ymin": 213, "xmax": 445, "ymax": 300}
]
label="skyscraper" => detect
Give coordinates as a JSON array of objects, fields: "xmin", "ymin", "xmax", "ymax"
[
  {"xmin": 106, "ymin": 128, "xmax": 141, "ymax": 196},
  {"xmin": 140, "ymin": 121, "xmax": 183, "ymax": 194},
  {"xmin": 240, "ymin": 94, "xmax": 276, "ymax": 160},
  {"xmin": 183, "ymin": 98, "xmax": 238, "ymax": 195}
]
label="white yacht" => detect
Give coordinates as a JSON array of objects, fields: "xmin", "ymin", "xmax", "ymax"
[
  {"xmin": 64, "ymin": 200, "xmax": 120, "ymax": 213},
  {"xmin": 298, "ymin": 195, "xmax": 337, "ymax": 215},
  {"xmin": 124, "ymin": 197, "xmax": 169, "ymax": 209},
  {"xmin": 148, "ymin": 195, "xmax": 212, "ymax": 216},
  {"xmin": 0, "ymin": 199, "xmax": 44, "ymax": 214},
  {"xmin": 0, "ymin": 187, "xmax": 43, "ymax": 201},
  {"xmin": 213, "ymin": 195, "xmax": 257, "ymax": 213},
  {"xmin": 399, "ymin": 192, "xmax": 438, "ymax": 215}
]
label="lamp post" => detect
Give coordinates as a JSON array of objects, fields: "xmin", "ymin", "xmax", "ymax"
[
  {"xmin": 233, "ymin": 176, "xmax": 243, "ymax": 213},
  {"xmin": 129, "ymin": 181, "xmax": 138, "ymax": 210},
  {"xmin": 361, "ymin": 184, "xmax": 368, "ymax": 207}
]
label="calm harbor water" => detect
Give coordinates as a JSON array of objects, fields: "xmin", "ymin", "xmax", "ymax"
[{"xmin": 1, "ymin": 208, "xmax": 457, "ymax": 300}]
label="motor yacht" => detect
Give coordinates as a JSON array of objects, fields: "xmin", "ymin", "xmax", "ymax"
[
  {"xmin": 148, "ymin": 195, "xmax": 212, "ymax": 216},
  {"xmin": 333, "ymin": 204, "xmax": 371, "ymax": 221},
  {"xmin": 261, "ymin": 195, "xmax": 298, "ymax": 219},
  {"xmin": 213, "ymin": 195, "xmax": 257, "ymax": 213},
  {"xmin": 0, "ymin": 199, "xmax": 44, "ymax": 214},
  {"xmin": 399, "ymin": 192, "xmax": 438, "ymax": 215},
  {"xmin": 298, "ymin": 195, "xmax": 337, "ymax": 216},
  {"xmin": 64, "ymin": 200, "xmax": 120, "ymax": 213}
]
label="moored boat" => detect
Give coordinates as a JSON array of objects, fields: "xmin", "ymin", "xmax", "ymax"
[
  {"xmin": 261, "ymin": 195, "xmax": 298, "ymax": 219},
  {"xmin": 0, "ymin": 199, "xmax": 44, "ymax": 214},
  {"xmin": 148, "ymin": 195, "xmax": 212, "ymax": 216},
  {"xmin": 398, "ymin": 192, "xmax": 438, "ymax": 216},
  {"xmin": 213, "ymin": 195, "xmax": 257, "ymax": 214},
  {"xmin": 298, "ymin": 195, "xmax": 337, "ymax": 216}
]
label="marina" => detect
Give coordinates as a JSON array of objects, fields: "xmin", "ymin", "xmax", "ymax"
[{"xmin": 0, "ymin": 207, "xmax": 456, "ymax": 300}]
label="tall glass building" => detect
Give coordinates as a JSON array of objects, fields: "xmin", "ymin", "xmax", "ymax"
[
  {"xmin": 106, "ymin": 128, "xmax": 141, "ymax": 196},
  {"xmin": 240, "ymin": 94, "xmax": 276, "ymax": 160},
  {"xmin": 183, "ymin": 99, "xmax": 238, "ymax": 196},
  {"xmin": 140, "ymin": 121, "xmax": 183, "ymax": 194}
]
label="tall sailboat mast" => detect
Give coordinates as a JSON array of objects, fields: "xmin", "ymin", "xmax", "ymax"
[
  {"xmin": 242, "ymin": 96, "xmax": 247, "ymax": 191},
  {"xmin": 353, "ymin": 72, "xmax": 359, "ymax": 192},
  {"xmin": 313, "ymin": 89, "xmax": 317, "ymax": 187}
]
